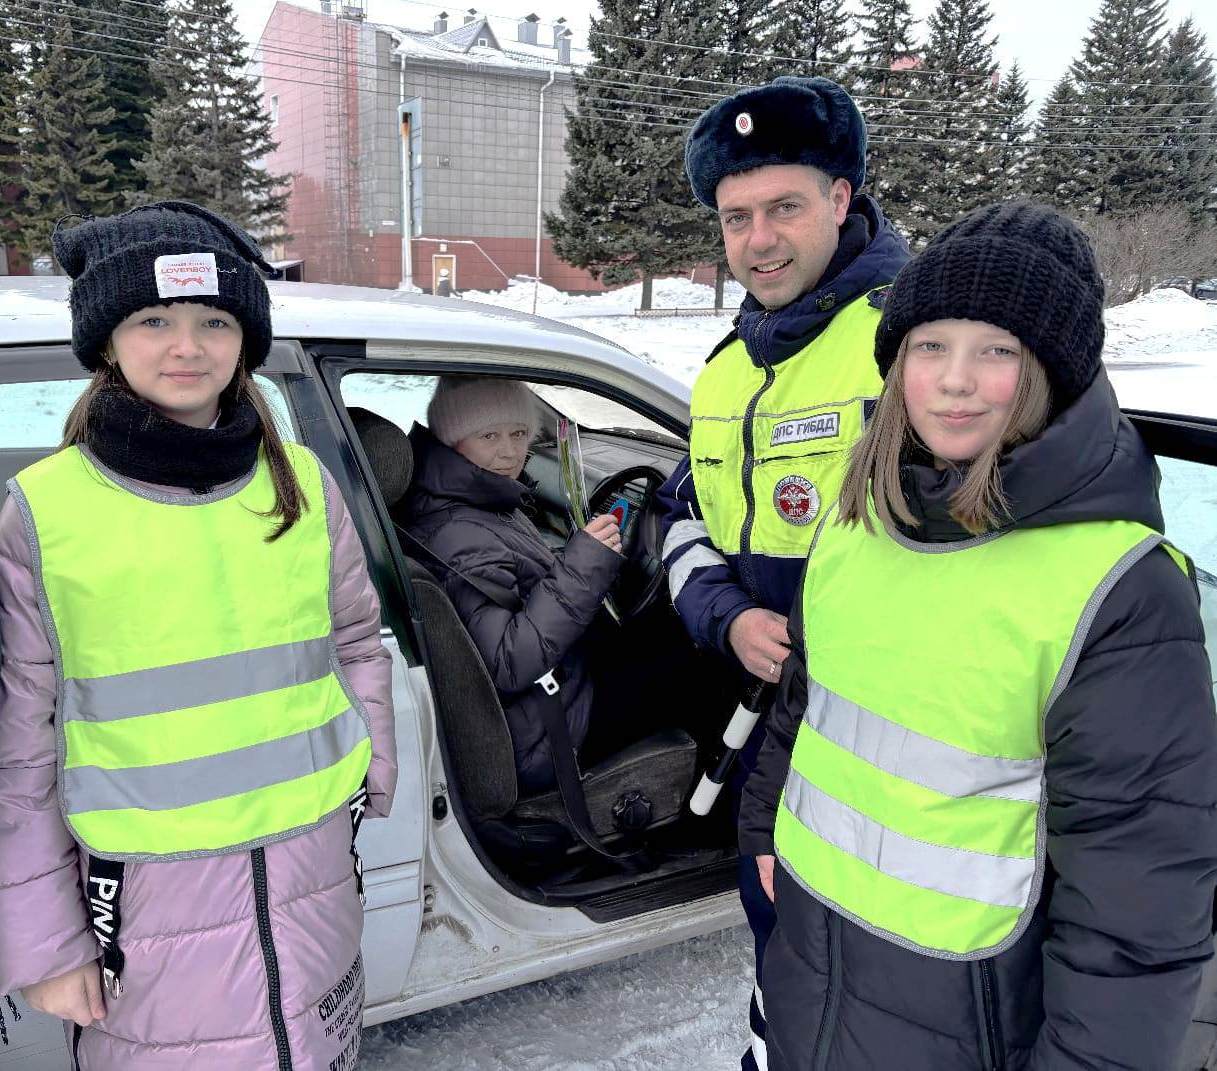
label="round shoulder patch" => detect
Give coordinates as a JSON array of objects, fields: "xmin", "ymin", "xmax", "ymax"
[
  {"xmin": 735, "ymin": 112, "xmax": 754, "ymax": 136},
  {"xmin": 774, "ymin": 475, "xmax": 820, "ymax": 526}
]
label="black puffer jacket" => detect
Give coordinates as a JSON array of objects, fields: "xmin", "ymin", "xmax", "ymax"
[
  {"xmin": 403, "ymin": 425, "xmax": 623, "ymax": 791},
  {"xmin": 739, "ymin": 370, "xmax": 1217, "ymax": 1070}
]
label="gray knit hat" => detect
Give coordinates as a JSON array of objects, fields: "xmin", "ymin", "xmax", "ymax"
[
  {"xmin": 51, "ymin": 201, "xmax": 274, "ymax": 371},
  {"xmin": 427, "ymin": 377, "xmax": 539, "ymax": 447}
]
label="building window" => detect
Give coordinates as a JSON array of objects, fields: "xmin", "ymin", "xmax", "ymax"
[
  {"xmin": 269, "ymin": 94, "xmax": 279, "ymax": 125},
  {"xmin": 477, "ymin": 37, "xmax": 488, "ymax": 46}
]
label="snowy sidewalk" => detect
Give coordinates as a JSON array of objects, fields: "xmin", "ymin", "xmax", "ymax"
[{"xmin": 359, "ymin": 925, "xmax": 754, "ymax": 1070}]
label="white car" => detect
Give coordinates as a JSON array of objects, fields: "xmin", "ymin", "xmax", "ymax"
[{"xmin": 1, "ymin": 278, "xmax": 1216, "ymax": 1069}]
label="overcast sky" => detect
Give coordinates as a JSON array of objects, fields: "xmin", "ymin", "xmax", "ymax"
[{"xmin": 237, "ymin": 0, "xmax": 1217, "ymax": 108}]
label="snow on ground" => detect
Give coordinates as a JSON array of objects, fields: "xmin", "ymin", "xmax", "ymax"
[{"xmin": 360, "ymin": 925, "xmax": 753, "ymax": 1071}]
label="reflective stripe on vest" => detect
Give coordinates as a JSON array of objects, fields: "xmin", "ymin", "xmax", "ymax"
[
  {"xmin": 687, "ymin": 293, "xmax": 883, "ymax": 564},
  {"xmin": 9, "ymin": 443, "xmax": 372, "ymax": 861},
  {"xmin": 775, "ymin": 510, "xmax": 1175, "ymax": 958}
]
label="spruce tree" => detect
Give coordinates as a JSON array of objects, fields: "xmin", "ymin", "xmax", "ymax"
[
  {"xmin": 853, "ymin": 0, "xmax": 921, "ymax": 236},
  {"xmin": 15, "ymin": 11, "xmax": 118, "ymax": 262},
  {"xmin": 547, "ymin": 0, "xmax": 721, "ymax": 310},
  {"xmin": 1159, "ymin": 18, "xmax": 1217, "ymax": 220},
  {"xmin": 1032, "ymin": 75, "xmax": 1089, "ymax": 211},
  {"xmin": 76, "ymin": 0, "xmax": 168, "ymax": 204},
  {"xmin": 765, "ymin": 0, "xmax": 854, "ymax": 86},
  {"xmin": 899, "ymin": 0, "xmax": 999, "ymax": 243},
  {"xmin": 0, "ymin": 18, "xmax": 25, "ymax": 256},
  {"xmin": 716, "ymin": 0, "xmax": 776, "ymax": 86},
  {"xmin": 1068, "ymin": 0, "xmax": 1171, "ymax": 215},
  {"xmin": 990, "ymin": 60, "xmax": 1033, "ymax": 203},
  {"xmin": 136, "ymin": 0, "xmax": 287, "ymax": 236}
]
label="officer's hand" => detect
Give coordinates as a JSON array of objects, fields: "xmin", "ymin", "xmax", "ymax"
[
  {"xmin": 582, "ymin": 513, "xmax": 622, "ymax": 554},
  {"xmin": 757, "ymin": 855, "xmax": 776, "ymax": 902},
  {"xmin": 22, "ymin": 961, "xmax": 106, "ymax": 1027},
  {"xmin": 728, "ymin": 608, "xmax": 790, "ymax": 681}
]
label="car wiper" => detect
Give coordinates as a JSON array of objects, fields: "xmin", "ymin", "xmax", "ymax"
[{"xmin": 594, "ymin": 426, "xmax": 683, "ymax": 447}]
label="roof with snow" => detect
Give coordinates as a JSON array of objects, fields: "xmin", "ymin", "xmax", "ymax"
[{"xmin": 376, "ymin": 11, "xmax": 587, "ymax": 73}]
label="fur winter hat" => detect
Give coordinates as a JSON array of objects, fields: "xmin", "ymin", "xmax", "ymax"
[
  {"xmin": 427, "ymin": 377, "xmax": 539, "ymax": 448},
  {"xmin": 684, "ymin": 76, "xmax": 868, "ymax": 208},
  {"xmin": 51, "ymin": 201, "xmax": 274, "ymax": 372},
  {"xmin": 874, "ymin": 201, "xmax": 1105, "ymax": 411}
]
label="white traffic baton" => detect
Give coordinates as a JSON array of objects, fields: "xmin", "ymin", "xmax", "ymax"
[{"xmin": 689, "ymin": 683, "xmax": 772, "ymax": 815}]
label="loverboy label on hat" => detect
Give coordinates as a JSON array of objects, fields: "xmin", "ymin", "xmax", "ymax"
[{"xmin": 153, "ymin": 252, "xmax": 219, "ymax": 299}]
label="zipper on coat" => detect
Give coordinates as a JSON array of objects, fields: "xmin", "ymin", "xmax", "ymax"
[
  {"xmin": 251, "ymin": 848, "xmax": 294, "ymax": 1071},
  {"xmin": 738, "ymin": 338, "xmax": 776, "ymax": 603},
  {"xmin": 974, "ymin": 959, "xmax": 1005, "ymax": 1071},
  {"xmin": 811, "ymin": 911, "xmax": 843, "ymax": 1071}
]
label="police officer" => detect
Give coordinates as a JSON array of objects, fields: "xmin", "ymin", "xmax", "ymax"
[{"xmin": 656, "ymin": 76, "xmax": 910, "ymax": 1071}]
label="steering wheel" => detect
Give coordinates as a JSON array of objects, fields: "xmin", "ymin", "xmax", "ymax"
[{"xmin": 588, "ymin": 465, "xmax": 669, "ymax": 621}]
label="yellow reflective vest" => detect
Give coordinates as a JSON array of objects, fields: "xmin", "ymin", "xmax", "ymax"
[
  {"xmin": 688, "ymin": 293, "xmax": 884, "ymax": 596},
  {"xmin": 9, "ymin": 443, "xmax": 372, "ymax": 861},
  {"xmin": 775, "ymin": 507, "xmax": 1181, "ymax": 957}
]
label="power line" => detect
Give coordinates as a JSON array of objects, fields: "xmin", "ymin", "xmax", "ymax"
[
  {"xmin": 15, "ymin": 6, "xmax": 1217, "ymax": 137},
  {"xmin": 4, "ymin": 27, "xmax": 1213, "ymax": 155},
  {"xmin": 18, "ymin": 2, "xmax": 1217, "ymax": 121},
  {"xmin": 303, "ymin": 0, "xmax": 1217, "ymax": 94}
]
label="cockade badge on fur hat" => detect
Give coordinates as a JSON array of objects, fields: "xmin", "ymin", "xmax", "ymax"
[
  {"xmin": 52, "ymin": 201, "xmax": 275, "ymax": 372},
  {"xmin": 685, "ymin": 76, "xmax": 868, "ymax": 208}
]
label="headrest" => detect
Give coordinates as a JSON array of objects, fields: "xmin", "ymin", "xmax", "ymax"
[{"xmin": 347, "ymin": 407, "xmax": 413, "ymax": 507}]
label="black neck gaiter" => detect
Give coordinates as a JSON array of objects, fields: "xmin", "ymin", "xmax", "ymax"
[{"xmin": 85, "ymin": 385, "xmax": 263, "ymax": 493}]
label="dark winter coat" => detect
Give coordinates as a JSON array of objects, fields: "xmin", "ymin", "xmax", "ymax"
[
  {"xmin": 739, "ymin": 370, "xmax": 1217, "ymax": 1070},
  {"xmin": 657, "ymin": 193, "xmax": 911, "ymax": 658},
  {"xmin": 402, "ymin": 426, "xmax": 623, "ymax": 792}
]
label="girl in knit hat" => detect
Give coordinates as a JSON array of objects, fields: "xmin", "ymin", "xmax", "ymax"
[
  {"xmin": 739, "ymin": 201, "xmax": 1217, "ymax": 1070},
  {"xmin": 404, "ymin": 376, "xmax": 624, "ymax": 792},
  {"xmin": 0, "ymin": 202, "xmax": 396, "ymax": 1069}
]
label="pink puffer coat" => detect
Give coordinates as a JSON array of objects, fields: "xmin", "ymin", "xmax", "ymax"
[{"xmin": 0, "ymin": 459, "xmax": 397, "ymax": 1070}]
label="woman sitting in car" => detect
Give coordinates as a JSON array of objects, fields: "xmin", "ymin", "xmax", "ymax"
[{"xmin": 404, "ymin": 377, "xmax": 623, "ymax": 791}]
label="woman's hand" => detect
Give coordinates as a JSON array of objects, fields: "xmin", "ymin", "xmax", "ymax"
[
  {"xmin": 22, "ymin": 962, "xmax": 106, "ymax": 1027},
  {"xmin": 756, "ymin": 855, "xmax": 776, "ymax": 902},
  {"xmin": 582, "ymin": 513, "xmax": 622, "ymax": 554}
]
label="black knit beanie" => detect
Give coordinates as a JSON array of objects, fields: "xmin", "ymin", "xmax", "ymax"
[
  {"xmin": 874, "ymin": 201, "xmax": 1105, "ymax": 410},
  {"xmin": 51, "ymin": 201, "xmax": 274, "ymax": 371}
]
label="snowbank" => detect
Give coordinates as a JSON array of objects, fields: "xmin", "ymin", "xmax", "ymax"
[{"xmin": 459, "ymin": 275, "xmax": 746, "ymax": 319}]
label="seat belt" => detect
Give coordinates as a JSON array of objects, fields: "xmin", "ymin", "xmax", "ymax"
[{"xmin": 396, "ymin": 523, "xmax": 648, "ymax": 864}]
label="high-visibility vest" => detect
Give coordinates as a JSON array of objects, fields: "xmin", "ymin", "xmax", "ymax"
[
  {"xmin": 775, "ymin": 507, "xmax": 1181, "ymax": 958},
  {"xmin": 9, "ymin": 443, "xmax": 372, "ymax": 861},
  {"xmin": 687, "ymin": 293, "xmax": 884, "ymax": 580}
]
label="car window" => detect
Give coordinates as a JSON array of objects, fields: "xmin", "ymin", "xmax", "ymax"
[
  {"xmin": 0, "ymin": 375, "xmax": 296, "ymax": 448},
  {"xmin": 341, "ymin": 371, "xmax": 678, "ymax": 446},
  {"xmin": 1158, "ymin": 456, "xmax": 1217, "ymax": 702}
]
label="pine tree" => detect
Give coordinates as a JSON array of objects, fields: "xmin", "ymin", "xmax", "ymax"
[
  {"xmin": 899, "ymin": 0, "xmax": 999, "ymax": 243},
  {"xmin": 1032, "ymin": 75, "xmax": 1089, "ymax": 211},
  {"xmin": 1068, "ymin": 0, "xmax": 1172, "ymax": 215},
  {"xmin": 1159, "ymin": 18, "xmax": 1217, "ymax": 220},
  {"xmin": 853, "ymin": 0, "xmax": 922, "ymax": 236},
  {"xmin": 765, "ymin": 0, "xmax": 854, "ymax": 86},
  {"xmin": 136, "ymin": 0, "xmax": 287, "ymax": 236},
  {"xmin": 15, "ymin": 12, "xmax": 118, "ymax": 261},
  {"xmin": 989, "ymin": 60, "xmax": 1033, "ymax": 203},
  {"xmin": 76, "ymin": 0, "xmax": 168, "ymax": 204},
  {"xmin": 547, "ymin": 0, "xmax": 721, "ymax": 310}
]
